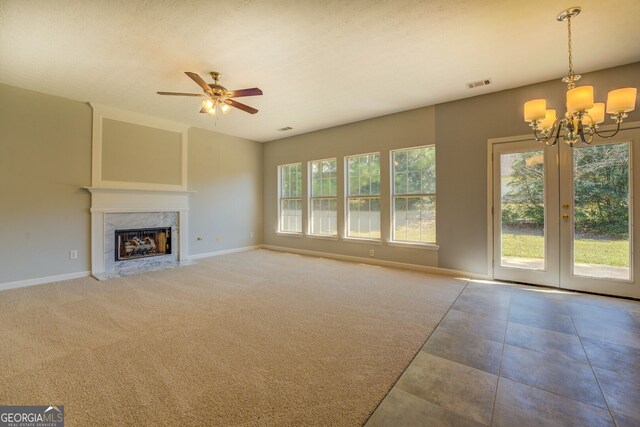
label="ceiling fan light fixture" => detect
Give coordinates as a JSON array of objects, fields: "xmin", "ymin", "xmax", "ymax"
[
  {"xmin": 159, "ymin": 71, "xmax": 262, "ymax": 117},
  {"xmin": 202, "ymin": 99, "xmax": 214, "ymax": 111}
]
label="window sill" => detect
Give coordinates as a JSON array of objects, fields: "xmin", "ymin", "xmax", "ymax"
[
  {"xmin": 276, "ymin": 232, "xmax": 304, "ymax": 237},
  {"xmin": 307, "ymin": 234, "xmax": 339, "ymax": 241},
  {"xmin": 343, "ymin": 237, "xmax": 383, "ymax": 245},
  {"xmin": 387, "ymin": 241, "xmax": 439, "ymax": 250}
]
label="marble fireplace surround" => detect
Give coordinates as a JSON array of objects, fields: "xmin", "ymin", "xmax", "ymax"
[{"xmin": 86, "ymin": 187, "xmax": 190, "ymax": 280}]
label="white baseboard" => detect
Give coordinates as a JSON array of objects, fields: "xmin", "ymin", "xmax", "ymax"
[
  {"xmin": 0, "ymin": 245, "xmax": 488, "ymax": 292},
  {"xmin": 0, "ymin": 271, "xmax": 92, "ymax": 292},
  {"xmin": 261, "ymin": 245, "xmax": 491, "ymax": 280},
  {"xmin": 188, "ymin": 245, "xmax": 262, "ymax": 260}
]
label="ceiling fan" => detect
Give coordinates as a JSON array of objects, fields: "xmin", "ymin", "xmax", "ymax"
[{"xmin": 157, "ymin": 71, "xmax": 263, "ymax": 115}]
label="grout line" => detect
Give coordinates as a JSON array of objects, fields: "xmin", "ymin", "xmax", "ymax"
[
  {"xmin": 499, "ymin": 286, "xmax": 614, "ymax": 413},
  {"xmin": 362, "ymin": 278, "xmax": 472, "ymax": 425},
  {"xmin": 501, "ymin": 289, "xmax": 615, "ymax": 413},
  {"xmin": 499, "ymin": 375, "xmax": 613, "ymax": 413},
  {"xmin": 489, "ymin": 286, "xmax": 512, "ymax": 426},
  {"xmin": 567, "ymin": 307, "xmax": 616, "ymax": 422},
  {"xmin": 490, "ymin": 279, "xmax": 639, "ymax": 303}
]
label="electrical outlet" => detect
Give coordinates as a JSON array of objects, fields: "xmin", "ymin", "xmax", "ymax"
[
  {"xmin": 369, "ymin": 249, "xmax": 375, "ymax": 257},
  {"xmin": 70, "ymin": 250, "xmax": 78, "ymax": 259},
  {"xmin": 216, "ymin": 235, "xmax": 221, "ymax": 241}
]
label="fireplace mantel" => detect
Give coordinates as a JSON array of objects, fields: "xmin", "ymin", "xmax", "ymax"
[
  {"xmin": 84, "ymin": 187, "xmax": 192, "ymax": 279},
  {"xmin": 84, "ymin": 187, "xmax": 193, "ymax": 212}
]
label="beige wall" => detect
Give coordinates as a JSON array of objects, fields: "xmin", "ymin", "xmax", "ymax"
[
  {"xmin": 0, "ymin": 84, "xmax": 264, "ymax": 285},
  {"xmin": 2, "ymin": 62, "xmax": 639, "ymax": 284},
  {"xmin": 102, "ymin": 118, "xmax": 182, "ymax": 185},
  {"xmin": 188, "ymin": 127, "xmax": 263, "ymax": 255},
  {"xmin": 263, "ymin": 62, "xmax": 640, "ymax": 274},
  {"xmin": 0, "ymin": 83, "xmax": 92, "ymax": 283},
  {"xmin": 263, "ymin": 107, "xmax": 439, "ymax": 267}
]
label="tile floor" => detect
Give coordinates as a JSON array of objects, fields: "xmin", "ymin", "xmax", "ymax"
[{"xmin": 366, "ymin": 281, "xmax": 640, "ymax": 427}]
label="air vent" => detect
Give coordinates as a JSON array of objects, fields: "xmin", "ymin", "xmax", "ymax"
[
  {"xmin": 278, "ymin": 127, "xmax": 293, "ymax": 131},
  {"xmin": 466, "ymin": 79, "xmax": 492, "ymax": 89}
]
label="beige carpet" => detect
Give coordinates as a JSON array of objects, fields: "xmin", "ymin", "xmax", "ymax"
[{"xmin": 0, "ymin": 249, "xmax": 466, "ymax": 426}]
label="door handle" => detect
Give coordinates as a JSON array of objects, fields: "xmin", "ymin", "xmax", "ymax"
[{"xmin": 562, "ymin": 214, "xmax": 570, "ymax": 220}]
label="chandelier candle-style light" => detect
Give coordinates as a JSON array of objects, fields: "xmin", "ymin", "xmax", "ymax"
[{"xmin": 524, "ymin": 6, "xmax": 637, "ymax": 147}]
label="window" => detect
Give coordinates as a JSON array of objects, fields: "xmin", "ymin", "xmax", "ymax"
[
  {"xmin": 391, "ymin": 146, "xmax": 436, "ymax": 244},
  {"xmin": 278, "ymin": 163, "xmax": 302, "ymax": 233},
  {"xmin": 346, "ymin": 153, "xmax": 381, "ymax": 239},
  {"xmin": 309, "ymin": 158, "xmax": 337, "ymax": 236}
]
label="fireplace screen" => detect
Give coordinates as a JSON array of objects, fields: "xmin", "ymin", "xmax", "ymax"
[{"xmin": 115, "ymin": 227, "xmax": 171, "ymax": 261}]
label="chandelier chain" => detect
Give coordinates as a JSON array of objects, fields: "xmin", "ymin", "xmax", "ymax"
[{"xmin": 567, "ymin": 16, "xmax": 574, "ymax": 79}]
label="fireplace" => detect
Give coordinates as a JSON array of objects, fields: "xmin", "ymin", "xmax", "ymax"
[
  {"xmin": 115, "ymin": 227, "xmax": 172, "ymax": 261},
  {"xmin": 86, "ymin": 187, "xmax": 190, "ymax": 280},
  {"xmin": 101, "ymin": 212, "xmax": 179, "ymax": 278}
]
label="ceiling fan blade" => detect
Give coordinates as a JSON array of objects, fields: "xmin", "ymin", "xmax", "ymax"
[
  {"xmin": 185, "ymin": 72, "xmax": 212, "ymax": 93},
  {"xmin": 157, "ymin": 91, "xmax": 203, "ymax": 96},
  {"xmin": 224, "ymin": 99, "xmax": 258, "ymax": 114},
  {"xmin": 227, "ymin": 88, "xmax": 263, "ymax": 98}
]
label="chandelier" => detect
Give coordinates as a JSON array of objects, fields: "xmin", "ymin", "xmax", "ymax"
[{"xmin": 523, "ymin": 6, "xmax": 637, "ymax": 146}]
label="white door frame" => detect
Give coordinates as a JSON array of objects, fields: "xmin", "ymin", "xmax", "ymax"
[
  {"xmin": 559, "ymin": 133, "xmax": 637, "ymax": 297},
  {"xmin": 491, "ymin": 140, "xmax": 560, "ymax": 287},
  {"xmin": 486, "ymin": 121, "xmax": 640, "ymax": 293}
]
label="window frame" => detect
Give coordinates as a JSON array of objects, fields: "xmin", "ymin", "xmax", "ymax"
[
  {"xmin": 277, "ymin": 162, "xmax": 303, "ymax": 235},
  {"xmin": 308, "ymin": 157, "xmax": 338, "ymax": 237},
  {"xmin": 390, "ymin": 145, "xmax": 438, "ymax": 247},
  {"xmin": 344, "ymin": 152, "xmax": 382, "ymax": 242}
]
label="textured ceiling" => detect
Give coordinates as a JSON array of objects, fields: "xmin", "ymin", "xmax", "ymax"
[{"xmin": 1, "ymin": 0, "xmax": 640, "ymax": 142}]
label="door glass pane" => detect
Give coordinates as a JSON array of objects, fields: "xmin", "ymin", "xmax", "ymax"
[
  {"xmin": 500, "ymin": 151, "xmax": 545, "ymax": 270},
  {"xmin": 573, "ymin": 143, "xmax": 630, "ymax": 280}
]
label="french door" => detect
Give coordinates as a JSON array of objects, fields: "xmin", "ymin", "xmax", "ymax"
[{"xmin": 492, "ymin": 127, "xmax": 639, "ymax": 298}]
